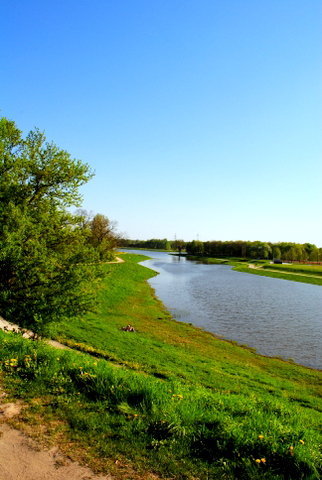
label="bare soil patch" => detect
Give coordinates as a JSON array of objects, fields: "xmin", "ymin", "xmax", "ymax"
[
  {"xmin": 0, "ymin": 391, "xmax": 113, "ymax": 480},
  {"xmin": 0, "ymin": 422, "xmax": 113, "ymax": 480}
]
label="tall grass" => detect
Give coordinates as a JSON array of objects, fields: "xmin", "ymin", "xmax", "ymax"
[{"xmin": 1, "ymin": 332, "xmax": 322, "ymax": 479}]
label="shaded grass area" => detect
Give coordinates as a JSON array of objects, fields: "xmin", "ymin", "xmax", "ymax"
[{"xmin": 1, "ymin": 253, "xmax": 322, "ymax": 479}]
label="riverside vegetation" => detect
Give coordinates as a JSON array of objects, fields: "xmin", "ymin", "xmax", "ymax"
[
  {"xmin": 184, "ymin": 255, "xmax": 322, "ymax": 287},
  {"xmin": 235, "ymin": 263, "xmax": 322, "ymax": 286},
  {"xmin": 1, "ymin": 253, "xmax": 322, "ymax": 479}
]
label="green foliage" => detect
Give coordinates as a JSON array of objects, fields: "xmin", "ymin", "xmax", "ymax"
[
  {"xmin": 126, "ymin": 238, "xmax": 174, "ymax": 250},
  {"xmin": 176, "ymin": 239, "xmax": 321, "ymax": 261},
  {"xmin": 0, "ymin": 117, "xmax": 102, "ymax": 335},
  {"xmin": 75, "ymin": 210, "xmax": 121, "ymax": 261},
  {"xmin": 173, "ymin": 238, "xmax": 185, "ymax": 253},
  {"xmin": 308, "ymin": 247, "xmax": 320, "ymax": 262},
  {"xmin": 273, "ymin": 247, "xmax": 282, "ymax": 259},
  {"xmin": 186, "ymin": 240, "xmax": 205, "ymax": 254}
]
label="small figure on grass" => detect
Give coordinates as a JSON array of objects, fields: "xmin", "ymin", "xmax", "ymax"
[{"xmin": 121, "ymin": 324, "xmax": 135, "ymax": 332}]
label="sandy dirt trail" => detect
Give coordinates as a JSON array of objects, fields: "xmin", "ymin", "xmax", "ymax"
[
  {"xmin": 0, "ymin": 319, "xmax": 115, "ymax": 479},
  {"xmin": 0, "ymin": 423, "xmax": 113, "ymax": 480},
  {"xmin": 0, "ymin": 378, "xmax": 114, "ymax": 480}
]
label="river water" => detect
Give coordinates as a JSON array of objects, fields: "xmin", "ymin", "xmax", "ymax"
[{"xmin": 123, "ymin": 250, "xmax": 322, "ymax": 370}]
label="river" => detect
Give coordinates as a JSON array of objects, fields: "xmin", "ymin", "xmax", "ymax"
[{"xmin": 123, "ymin": 250, "xmax": 322, "ymax": 370}]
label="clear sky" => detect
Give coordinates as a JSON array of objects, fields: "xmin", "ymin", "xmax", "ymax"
[{"xmin": 2, "ymin": 1, "xmax": 321, "ymax": 246}]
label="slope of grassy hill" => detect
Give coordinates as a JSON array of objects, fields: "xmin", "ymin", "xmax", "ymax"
[{"xmin": 0, "ymin": 253, "xmax": 321, "ymax": 479}]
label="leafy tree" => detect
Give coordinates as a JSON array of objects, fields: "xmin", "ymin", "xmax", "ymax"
[
  {"xmin": 186, "ymin": 240, "xmax": 204, "ymax": 255},
  {"xmin": 261, "ymin": 242, "xmax": 272, "ymax": 259},
  {"xmin": 173, "ymin": 239, "xmax": 185, "ymax": 254},
  {"xmin": 273, "ymin": 246, "xmax": 282, "ymax": 260},
  {"xmin": 285, "ymin": 247, "xmax": 297, "ymax": 262},
  {"xmin": 303, "ymin": 243, "xmax": 316, "ymax": 257},
  {"xmin": 0, "ymin": 117, "xmax": 102, "ymax": 336},
  {"xmin": 127, "ymin": 238, "xmax": 171, "ymax": 250},
  {"xmin": 89, "ymin": 213, "xmax": 120, "ymax": 261},
  {"xmin": 296, "ymin": 246, "xmax": 308, "ymax": 262},
  {"xmin": 309, "ymin": 246, "xmax": 319, "ymax": 262}
]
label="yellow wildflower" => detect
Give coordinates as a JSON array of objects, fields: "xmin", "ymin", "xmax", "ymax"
[
  {"xmin": 299, "ymin": 439, "xmax": 305, "ymax": 445},
  {"xmin": 255, "ymin": 459, "xmax": 261, "ymax": 463},
  {"xmin": 258, "ymin": 435, "xmax": 264, "ymax": 440}
]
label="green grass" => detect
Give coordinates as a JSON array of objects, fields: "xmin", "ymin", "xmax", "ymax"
[
  {"xmin": 262, "ymin": 264, "xmax": 322, "ymax": 276},
  {"xmin": 1, "ymin": 331, "xmax": 322, "ymax": 479},
  {"xmin": 1, "ymin": 253, "xmax": 322, "ymax": 479},
  {"xmin": 234, "ymin": 265, "xmax": 322, "ymax": 286},
  {"xmin": 185, "ymin": 254, "xmax": 322, "ymax": 286}
]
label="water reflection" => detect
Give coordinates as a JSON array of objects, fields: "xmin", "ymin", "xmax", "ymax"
[{"xmin": 122, "ymin": 250, "xmax": 322, "ymax": 369}]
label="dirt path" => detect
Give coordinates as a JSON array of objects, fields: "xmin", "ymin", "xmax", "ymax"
[
  {"xmin": 109, "ymin": 256, "xmax": 124, "ymax": 264},
  {"xmin": 0, "ymin": 324, "xmax": 116, "ymax": 479},
  {"xmin": 0, "ymin": 317, "xmax": 71, "ymax": 350},
  {"xmin": 0, "ymin": 320, "xmax": 115, "ymax": 479},
  {"xmin": 0, "ymin": 278, "xmax": 124, "ymax": 480},
  {"xmin": 0, "ymin": 423, "xmax": 113, "ymax": 480}
]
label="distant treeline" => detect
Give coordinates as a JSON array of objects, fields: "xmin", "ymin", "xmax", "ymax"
[
  {"xmin": 121, "ymin": 238, "xmax": 174, "ymax": 251},
  {"xmin": 120, "ymin": 238, "xmax": 321, "ymax": 262}
]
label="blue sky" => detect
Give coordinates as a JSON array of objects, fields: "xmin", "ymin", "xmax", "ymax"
[{"xmin": 2, "ymin": 1, "xmax": 321, "ymax": 245}]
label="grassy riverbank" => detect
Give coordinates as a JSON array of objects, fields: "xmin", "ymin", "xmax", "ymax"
[
  {"xmin": 186, "ymin": 255, "xmax": 322, "ymax": 286},
  {"xmin": 1, "ymin": 253, "xmax": 322, "ymax": 479},
  {"xmin": 234, "ymin": 262, "xmax": 322, "ymax": 286}
]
